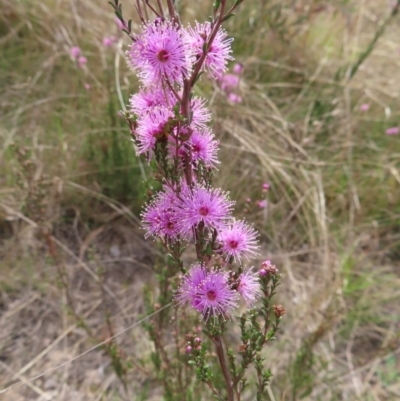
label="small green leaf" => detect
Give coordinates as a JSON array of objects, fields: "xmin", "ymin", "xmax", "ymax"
[
  {"xmin": 222, "ymin": 13, "xmax": 235, "ymax": 22},
  {"xmin": 214, "ymin": 0, "xmax": 221, "ymax": 11}
]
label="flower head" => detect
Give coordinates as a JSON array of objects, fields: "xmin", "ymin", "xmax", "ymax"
[
  {"xmin": 70, "ymin": 46, "xmax": 81, "ymax": 59},
  {"xmin": 227, "ymin": 93, "xmax": 242, "ymax": 104},
  {"xmin": 78, "ymin": 56, "xmax": 87, "ymax": 67},
  {"xmin": 195, "ymin": 271, "xmax": 238, "ymax": 319},
  {"xmin": 189, "ymin": 128, "xmax": 219, "ymax": 168},
  {"xmin": 386, "ymin": 127, "xmax": 399, "ymax": 135},
  {"xmin": 190, "ymin": 97, "xmax": 211, "ymax": 129},
  {"xmin": 141, "ymin": 188, "xmax": 180, "ymax": 239},
  {"xmin": 184, "ymin": 22, "xmax": 233, "ymax": 78},
  {"xmin": 360, "ymin": 104, "xmax": 369, "ymax": 112},
  {"xmin": 220, "ymin": 73, "xmax": 239, "ymax": 93},
  {"xmin": 232, "ymin": 63, "xmax": 244, "ymax": 75},
  {"xmin": 176, "ymin": 264, "xmax": 208, "ymax": 307},
  {"xmin": 237, "ymin": 268, "xmax": 261, "ymax": 307},
  {"xmin": 136, "ymin": 107, "xmax": 173, "ymax": 155},
  {"xmin": 257, "ymin": 199, "xmax": 267, "ymax": 209},
  {"xmin": 103, "ymin": 37, "xmax": 116, "ymax": 47},
  {"xmin": 175, "ymin": 185, "xmax": 233, "ymax": 237},
  {"xmin": 127, "ymin": 21, "xmax": 191, "ymax": 84},
  {"xmin": 129, "ymin": 87, "xmax": 175, "ymax": 116},
  {"xmin": 218, "ymin": 220, "xmax": 259, "ymax": 261}
]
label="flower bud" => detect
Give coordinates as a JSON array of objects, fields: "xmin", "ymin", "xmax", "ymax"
[
  {"xmin": 273, "ymin": 305, "xmax": 286, "ymax": 318},
  {"xmin": 185, "ymin": 345, "xmax": 192, "ymax": 354},
  {"xmin": 238, "ymin": 344, "xmax": 247, "ymax": 353},
  {"xmin": 233, "ymin": 63, "xmax": 244, "ymax": 75},
  {"xmin": 261, "ymin": 260, "xmax": 278, "ymax": 274}
]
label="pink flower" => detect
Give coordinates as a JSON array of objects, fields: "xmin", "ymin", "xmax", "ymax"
[
  {"xmin": 257, "ymin": 199, "xmax": 267, "ymax": 209},
  {"xmin": 78, "ymin": 56, "xmax": 87, "ymax": 67},
  {"xmin": 70, "ymin": 46, "xmax": 81, "ymax": 59},
  {"xmin": 176, "ymin": 264, "xmax": 208, "ymax": 308},
  {"xmin": 190, "ymin": 97, "xmax": 211, "ymax": 129},
  {"xmin": 386, "ymin": 127, "xmax": 399, "ymax": 135},
  {"xmin": 261, "ymin": 260, "xmax": 278, "ymax": 274},
  {"xmin": 127, "ymin": 21, "xmax": 190, "ymax": 84},
  {"xmin": 175, "ymin": 185, "xmax": 233, "ymax": 237},
  {"xmin": 218, "ymin": 220, "xmax": 259, "ymax": 262},
  {"xmin": 360, "ymin": 104, "xmax": 369, "ymax": 111},
  {"xmin": 84, "ymin": 83, "xmax": 91, "ymax": 90},
  {"xmin": 262, "ymin": 183, "xmax": 270, "ymax": 190},
  {"xmin": 141, "ymin": 188, "xmax": 180, "ymax": 239},
  {"xmin": 232, "ymin": 63, "xmax": 244, "ymax": 75},
  {"xmin": 237, "ymin": 268, "xmax": 261, "ymax": 307},
  {"xmin": 194, "ymin": 271, "xmax": 238, "ymax": 319},
  {"xmin": 103, "ymin": 37, "xmax": 116, "ymax": 47},
  {"xmin": 220, "ymin": 73, "xmax": 239, "ymax": 92},
  {"xmin": 136, "ymin": 107, "xmax": 173, "ymax": 155},
  {"xmin": 227, "ymin": 93, "xmax": 242, "ymax": 104},
  {"xmin": 129, "ymin": 87, "xmax": 174, "ymax": 116},
  {"xmin": 184, "ymin": 22, "xmax": 233, "ymax": 78},
  {"xmin": 189, "ymin": 128, "xmax": 219, "ymax": 168}
]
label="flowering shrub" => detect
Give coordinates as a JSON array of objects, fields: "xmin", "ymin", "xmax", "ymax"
[{"xmin": 109, "ymin": 0, "xmax": 285, "ymax": 399}]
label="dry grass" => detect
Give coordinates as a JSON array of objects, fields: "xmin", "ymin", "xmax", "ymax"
[{"xmin": 1, "ymin": 0, "xmax": 400, "ymax": 400}]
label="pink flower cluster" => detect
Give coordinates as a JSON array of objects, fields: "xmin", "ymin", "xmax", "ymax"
[
  {"xmin": 126, "ymin": 18, "xmax": 265, "ymax": 319},
  {"xmin": 219, "ymin": 63, "xmax": 243, "ymax": 103},
  {"xmin": 70, "ymin": 46, "xmax": 87, "ymax": 68}
]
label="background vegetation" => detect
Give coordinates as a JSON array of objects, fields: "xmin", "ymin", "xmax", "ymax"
[{"xmin": 1, "ymin": 0, "xmax": 399, "ymax": 400}]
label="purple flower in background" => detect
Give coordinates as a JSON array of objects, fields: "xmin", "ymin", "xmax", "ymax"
[
  {"xmin": 84, "ymin": 83, "xmax": 91, "ymax": 90},
  {"xmin": 257, "ymin": 199, "xmax": 267, "ymax": 209},
  {"xmin": 127, "ymin": 21, "xmax": 190, "ymax": 84},
  {"xmin": 175, "ymin": 185, "xmax": 233, "ymax": 236},
  {"xmin": 70, "ymin": 46, "xmax": 81, "ymax": 59},
  {"xmin": 195, "ymin": 271, "xmax": 238, "ymax": 319},
  {"xmin": 227, "ymin": 93, "xmax": 242, "ymax": 104},
  {"xmin": 237, "ymin": 268, "xmax": 261, "ymax": 307},
  {"xmin": 220, "ymin": 73, "xmax": 239, "ymax": 92},
  {"xmin": 78, "ymin": 56, "xmax": 87, "ymax": 68},
  {"xmin": 386, "ymin": 127, "xmax": 399, "ymax": 135},
  {"xmin": 360, "ymin": 104, "xmax": 369, "ymax": 111},
  {"xmin": 218, "ymin": 220, "xmax": 259, "ymax": 262},
  {"xmin": 103, "ymin": 37, "xmax": 116, "ymax": 47},
  {"xmin": 262, "ymin": 182, "xmax": 270, "ymax": 190},
  {"xmin": 184, "ymin": 22, "xmax": 233, "ymax": 78},
  {"xmin": 232, "ymin": 63, "xmax": 244, "ymax": 74}
]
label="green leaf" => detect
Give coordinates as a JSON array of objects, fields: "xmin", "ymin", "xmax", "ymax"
[{"xmin": 222, "ymin": 13, "xmax": 235, "ymax": 22}]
